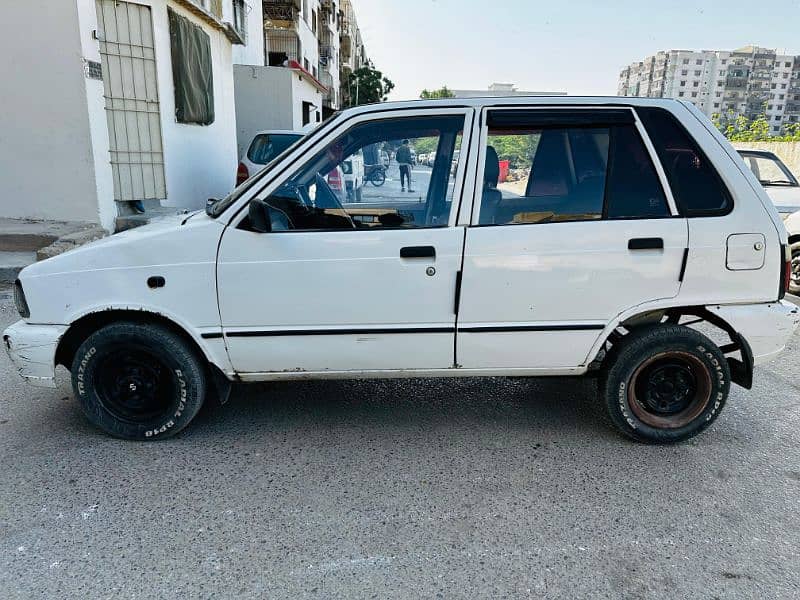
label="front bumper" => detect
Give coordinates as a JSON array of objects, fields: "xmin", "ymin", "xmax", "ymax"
[
  {"xmin": 707, "ymin": 300, "xmax": 800, "ymax": 365},
  {"xmin": 3, "ymin": 320, "xmax": 68, "ymax": 388}
]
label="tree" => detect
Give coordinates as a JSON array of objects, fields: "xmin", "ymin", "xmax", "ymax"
[
  {"xmin": 345, "ymin": 62, "xmax": 394, "ymax": 107},
  {"xmin": 712, "ymin": 110, "xmax": 800, "ymax": 142},
  {"xmin": 420, "ymin": 86, "xmax": 456, "ymax": 99}
]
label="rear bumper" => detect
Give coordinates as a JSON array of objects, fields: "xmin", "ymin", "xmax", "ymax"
[
  {"xmin": 3, "ymin": 320, "xmax": 68, "ymax": 388},
  {"xmin": 707, "ymin": 300, "xmax": 800, "ymax": 365}
]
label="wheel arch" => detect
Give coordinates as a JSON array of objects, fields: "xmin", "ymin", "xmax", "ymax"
[
  {"xmin": 589, "ymin": 304, "xmax": 753, "ymax": 390},
  {"xmin": 55, "ymin": 308, "xmax": 224, "ymax": 375}
]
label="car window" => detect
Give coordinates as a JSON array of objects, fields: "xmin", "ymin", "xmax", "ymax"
[
  {"xmin": 252, "ymin": 115, "xmax": 465, "ymax": 231},
  {"xmin": 636, "ymin": 106, "xmax": 732, "ymax": 216},
  {"xmin": 247, "ymin": 133, "xmax": 303, "ymax": 165},
  {"xmin": 743, "ymin": 155, "xmax": 798, "ymax": 186},
  {"xmin": 478, "ymin": 117, "xmax": 668, "ymax": 225}
]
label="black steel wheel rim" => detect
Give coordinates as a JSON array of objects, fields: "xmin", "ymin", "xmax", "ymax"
[
  {"xmin": 94, "ymin": 346, "xmax": 177, "ymax": 424},
  {"xmin": 791, "ymin": 249, "xmax": 800, "ymax": 286},
  {"xmin": 634, "ymin": 359, "xmax": 697, "ymax": 415}
]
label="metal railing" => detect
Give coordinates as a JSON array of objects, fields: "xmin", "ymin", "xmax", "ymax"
[{"xmin": 232, "ymin": 0, "xmax": 247, "ymax": 41}]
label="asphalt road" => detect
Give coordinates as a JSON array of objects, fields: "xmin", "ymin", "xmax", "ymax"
[{"xmin": 1, "ymin": 288, "xmax": 799, "ymax": 599}]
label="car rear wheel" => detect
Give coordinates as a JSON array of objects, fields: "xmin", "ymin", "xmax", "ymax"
[
  {"xmin": 71, "ymin": 321, "xmax": 206, "ymax": 440},
  {"xmin": 601, "ymin": 325, "xmax": 730, "ymax": 444}
]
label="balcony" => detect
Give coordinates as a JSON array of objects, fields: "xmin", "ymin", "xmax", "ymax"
[
  {"xmin": 319, "ymin": 45, "xmax": 336, "ymax": 68},
  {"xmin": 264, "ymin": 0, "xmax": 300, "ymax": 26},
  {"xmin": 266, "ymin": 28, "xmax": 300, "ymax": 64}
]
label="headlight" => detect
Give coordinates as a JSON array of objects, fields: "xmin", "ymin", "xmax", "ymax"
[{"xmin": 13, "ymin": 280, "xmax": 29, "ymax": 318}]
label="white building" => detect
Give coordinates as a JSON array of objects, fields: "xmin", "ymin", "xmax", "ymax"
[
  {"xmin": 233, "ymin": 0, "xmax": 370, "ymax": 156},
  {"xmin": 0, "ymin": 0, "xmax": 253, "ymax": 231},
  {"xmin": 618, "ymin": 46, "xmax": 800, "ymax": 134}
]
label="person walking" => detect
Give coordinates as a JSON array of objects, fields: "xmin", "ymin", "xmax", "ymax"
[{"xmin": 395, "ymin": 139, "xmax": 415, "ymax": 193}]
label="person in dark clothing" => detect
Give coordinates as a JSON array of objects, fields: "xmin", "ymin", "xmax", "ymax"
[{"xmin": 395, "ymin": 139, "xmax": 415, "ymax": 192}]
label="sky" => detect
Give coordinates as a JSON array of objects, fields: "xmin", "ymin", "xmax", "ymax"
[{"xmin": 350, "ymin": 0, "xmax": 800, "ymax": 100}]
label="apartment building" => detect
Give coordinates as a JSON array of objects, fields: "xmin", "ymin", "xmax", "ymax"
[
  {"xmin": 233, "ymin": 0, "xmax": 369, "ymax": 156},
  {"xmin": 0, "ymin": 0, "xmax": 251, "ymax": 231},
  {"xmin": 618, "ymin": 46, "xmax": 800, "ymax": 134}
]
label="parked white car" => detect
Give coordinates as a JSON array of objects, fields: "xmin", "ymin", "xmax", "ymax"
[
  {"xmin": 237, "ymin": 129, "xmax": 304, "ymax": 186},
  {"xmin": 5, "ymin": 98, "xmax": 799, "ymax": 443},
  {"xmin": 738, "ymin": 149, "xmax": 800, "ymax": 294}
]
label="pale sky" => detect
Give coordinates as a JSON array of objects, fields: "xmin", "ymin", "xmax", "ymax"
[{"xmin": 350, "ymin": 0, "xmax": 800, "ymax": 100}]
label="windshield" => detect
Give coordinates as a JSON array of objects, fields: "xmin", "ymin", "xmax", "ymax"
[
  {"xmin": 247, "ymin": 133, "xmax": 303, "ymax": 165},
  {"xmin": 208, "ymin": 117, "xmax": 340, "ymax": 218}
]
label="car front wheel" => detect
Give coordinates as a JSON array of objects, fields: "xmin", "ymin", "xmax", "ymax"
[
  {"xmin": 71, "ymin": 321, "xmax": 206, "ymax": 440},
  {"xmin": 601, "ymin": 325, "xmax": 730, "ymax": 444}
]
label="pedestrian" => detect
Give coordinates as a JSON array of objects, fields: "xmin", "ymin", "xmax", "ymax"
[{"xmin": 395, "ymin": 139, "xmax": 415, "ymax": 193}]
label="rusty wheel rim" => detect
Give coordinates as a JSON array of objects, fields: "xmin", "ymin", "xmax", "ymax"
[{"xmin": 627, "ymin": 351, "xmax": 712, "ymax": 429}]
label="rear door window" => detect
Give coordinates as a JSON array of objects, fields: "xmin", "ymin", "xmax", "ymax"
[
  {"xmin": 478, "ymin": 109, "xmax": 670, "ymax": 225},
  {"xmin": 636, "ymin": 106, "xmax": 732, "ymax": 216}
]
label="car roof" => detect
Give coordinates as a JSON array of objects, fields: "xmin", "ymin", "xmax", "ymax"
[{"xmin": 337, "ymin": 95, "xmax": 686, "ymax": 117}]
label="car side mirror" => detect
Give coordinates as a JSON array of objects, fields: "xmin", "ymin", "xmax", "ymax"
[{"xmin": 248, "ymin": 198, "xmax": 272, "ymax": 233}]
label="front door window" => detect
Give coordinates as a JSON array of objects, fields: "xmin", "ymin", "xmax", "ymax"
[{"xmin": 249, "ymin": 115, "xmax": 464, "ymax": 232}]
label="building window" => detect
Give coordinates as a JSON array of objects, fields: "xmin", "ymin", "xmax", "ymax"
[
  {"xmin": 784, "ymin": 73, "xmax": 789, "ymax": 78},
  {"xmin": 774, "ymin": 126, "xmax": 780, "ymax": 131},
  {"xmin": 771, "ymin": 83, "xmax": 777, "ymax": 89},
  {"xmin": 715, "ymin": 92, "xmax": 722, "ymax": 97},
  {"xmin": 780, "ymin": 94, "xmax": 785, "ymax": 100},
  {"xmin": 694, "ymin": 70, "xmax": 701, "ymax": 76},
  {"xmin": 721, "ymin": 59, "xmax": 727, "ymax": 64},
  {"xmin": 787, "ymin": 62, "xmax": 793, "ymax": 68},
  {"xmin": 775, "ymin": 115, "xmax": 782, "ymax": 121},
  {"xmin": 768, "ymin": 104, "xmax": 774, "ymax": 109},
  {"xmin": 680, "ymin": 80, "xmax": 686, "ymax": 86},
  {"xmin": 168, "ymin": 9, "xmax": 214, "ymax": 125},
  {"xmin": 782, "ymin": 83, "xmax": 787, "ymax": 89},
  {"xmin": 696, "ymin": 59, "xmax": 703, "ymax": 65},
  {"xmin": 691, "ymin": 92, "xmax": 698, "ymax": 97},
  {"xmin": 777, "ymin": 105, "xmax": 783, "ymax": 110},
  {"xmin": 683, "ymin": 59, "xmax": 690, "ymax": 64},
  {"xmin": 681, "ymin": 69, "xmax": 688, "ymax": 75},
  {"xmin": 713, "ymin": 102, "xmax": 720, "ymax": 108},
  {"xmin": 678, "ymin": 91, "xmax": 685, "ymax": 97},
  {"xmin": 693, "ymin": 81, "xmax": 699, "ymax": 87},
  {"xmin": 312, "ymin": 9, "xmax": 317, "ymax": 34}
]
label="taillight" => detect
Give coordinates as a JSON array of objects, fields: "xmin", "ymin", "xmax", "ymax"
[
  {"xmin": 327, "ymin": 169, "xmax": 342, "ymax": 190},
  {"xmin": 236, "ymin": 162, "xmax": 249, "ymax": 186},
  {"xmin": 779, "ymin": 244, "xmax": 790, "ymax": 300}
]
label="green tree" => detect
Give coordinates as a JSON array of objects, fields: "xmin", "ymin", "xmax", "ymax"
[
  {"xmin": 420, "ymin": 86, "xmax": 456, "ymax": 99},
  {"xmin": 345, "ymin": 62, "xmax": 394, "ymax": 107}
]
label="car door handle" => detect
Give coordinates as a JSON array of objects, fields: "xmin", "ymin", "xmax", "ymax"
[
  {"xmin": 400, "ymin": 246, "xmax": 436, "ymax": 259},
  {"xmin": 628, "ymin": 237, "xmax": 664, "ymax": 250}
]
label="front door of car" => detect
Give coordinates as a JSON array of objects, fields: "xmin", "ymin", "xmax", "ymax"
[
  {"xmin": 216, "ymin": 110, "xmax": 473, "ymax": 374},
  {"xmin": 457, "ymin": 108, "xmax": 688, "ymax": 370}
]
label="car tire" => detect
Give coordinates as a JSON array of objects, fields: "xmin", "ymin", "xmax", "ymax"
[
  {"xmin": 601, "ymin": 325, "xmax": 730, "ymax": 444},
  {"xmin": 71, "ymin": 321, "xmax": 207, "ymax": 440},
  {"xmin": 790, "ymin": 244, "xmax": 800, "ymax": 296}
]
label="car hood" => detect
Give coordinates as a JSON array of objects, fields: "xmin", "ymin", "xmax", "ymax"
[{"xmin": 21, "ymin": 212, "xmax": 222, "ymax": 278}]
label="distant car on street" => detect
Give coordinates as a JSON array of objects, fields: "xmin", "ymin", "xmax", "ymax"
[
  {"xmin": 738, "ymin": 149, "xmax": 800, "ymax": 294},
  {"xmin": 237, "ymin": 130, "xmax": 305, "ymax": 186}
]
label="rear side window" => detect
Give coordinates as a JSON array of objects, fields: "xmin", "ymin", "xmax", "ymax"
[{"xmin": 636, "ymin": 106, "xmax": 732, "ymax": 216}]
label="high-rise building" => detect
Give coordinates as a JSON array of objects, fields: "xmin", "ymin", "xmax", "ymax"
[{"xmin": 618, "ymin": 46, "xmax": 800, "ymax": 134}]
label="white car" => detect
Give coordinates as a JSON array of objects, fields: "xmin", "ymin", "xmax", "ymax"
[
  {"xmin": 341, "ymin": 150, "xmax": 365, "ymax": 202},
  {"xmin": 5, "ymin": 97, "xmax": 799, "ymax": 444},
  {"xmin": 738, "ymin": 149, "xmax": 800, "ymax": 294},
  {"xmin": 237, "ymin": 129, "xmax": 305, "ymax": 186}
]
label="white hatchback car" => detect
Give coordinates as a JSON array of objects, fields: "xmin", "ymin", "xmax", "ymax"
[
  {"xmin": 5, "ymin": 97, "xmax": 799, "ymax": 443},
  {"xmin": 236, "ymin": 129, "xmax": 304, "ymax": 186}
]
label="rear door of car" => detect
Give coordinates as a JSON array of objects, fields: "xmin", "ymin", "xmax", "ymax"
[{"xmin": 456, "ymin": 106, "xmax": 689, "ymax": 370}]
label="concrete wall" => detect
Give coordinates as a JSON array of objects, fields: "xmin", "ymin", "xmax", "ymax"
[
  {"xmin": 732, "ymin": 142, "xmax": 800, "ymax": 177},
  {"xmin": 153, "ymin": 1, "xmax": 239, "ymax": 208},
  {"xmin": 234, "ymin": 66, "xmax": 295, "ymax": 159},
  {"xmin": 233, "ymin": 65, "xmax": 322, "ymax": 158},
  {"xmin": 0, "ymin": 0, "xmax": 102, "ymax": 225}
]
